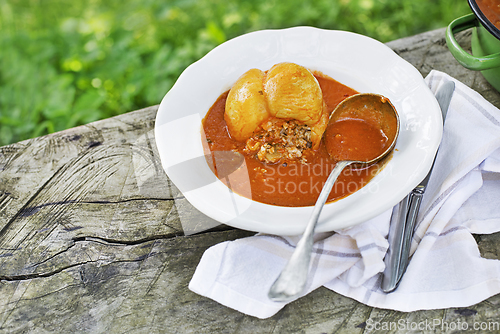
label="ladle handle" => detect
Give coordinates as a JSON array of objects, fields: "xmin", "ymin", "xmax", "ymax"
[{"xmin": 268, "ymin": 160, "xmax": 353, "ymax": 302}]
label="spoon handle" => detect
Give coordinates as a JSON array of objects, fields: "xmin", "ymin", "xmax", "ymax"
[{"xmin": 268, "ymin": 160, "xmax": 353, "ymax": 302}]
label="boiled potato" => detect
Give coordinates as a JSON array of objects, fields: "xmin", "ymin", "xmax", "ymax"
[
  {"xmin": 263, "ymin": 62, "xmax": 323, "ymax": 126},
  {"xmin": 224, "ymin": 69, "xmax": 270, "ymax": 142},
  {"xmin": 224, "ymin": 63, "xmax": 327, "ymax": 151}
]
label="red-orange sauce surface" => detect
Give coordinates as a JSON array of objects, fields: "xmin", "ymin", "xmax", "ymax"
[
  {"xmin": 477, "ymin": 0, "xmax": 500, "ymax": 29},
  {"xmin": 325, "ymin": 119, "xmax": 389, "ymax": 162},
  {"xmin": 202, "ymin": 74, "xmax": 387, "ymax": 207}
]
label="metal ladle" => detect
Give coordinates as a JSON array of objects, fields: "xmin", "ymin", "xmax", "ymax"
[{"xmin": 268, "ymin": 93, "xmax": 400, "ymax": 302}]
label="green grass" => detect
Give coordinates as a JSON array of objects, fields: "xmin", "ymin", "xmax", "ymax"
[{"xmin": 0, "ymin": 0, "xmax": 471, "ymax": 146}]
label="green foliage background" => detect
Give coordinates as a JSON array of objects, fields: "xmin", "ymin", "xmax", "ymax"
[{"xmin": 0, "ymin": 0, "xmax": 471, "ymax": 146}]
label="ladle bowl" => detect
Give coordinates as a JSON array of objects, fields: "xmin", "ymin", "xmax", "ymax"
[{"xmin": 268, "ymin": 93, "xmax": 400, "ymax": 302}]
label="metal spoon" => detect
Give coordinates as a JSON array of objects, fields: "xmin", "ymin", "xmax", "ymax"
[{"xmin": 268, "ymin": 93, "xmax": 400, "ymax": 302}]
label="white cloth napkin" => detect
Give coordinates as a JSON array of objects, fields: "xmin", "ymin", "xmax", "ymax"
[{"xmin": 189, "ymin": 70, "xmax": 500, "ymax": 318}]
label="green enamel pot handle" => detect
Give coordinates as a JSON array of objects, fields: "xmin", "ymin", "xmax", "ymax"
[{"xmin": 446, "ymin": 13, "xmax": 500, "ymax": 71}]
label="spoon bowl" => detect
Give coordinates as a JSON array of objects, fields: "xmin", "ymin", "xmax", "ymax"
[
  {"xmin": 326, "ymin": 93, "xmax": 399, "ymax": 164},
  {"xmin": 268, "ymin": 93, "xmax": 400, "ymax": 302}
]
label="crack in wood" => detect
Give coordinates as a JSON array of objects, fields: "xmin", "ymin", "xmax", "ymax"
[
  {"xmin": 0, "ymin": 261, "xmax": 93, "ymax": 282},
  {"xmin": 72, "ymin": 233, "xmax": 184, "ymax": 247},
  {"xmin": 25, "ymin": 243, "xmax": 78, "ymax": 269},
  {"xmin": 18, "ymin": 197, "xmax": 174, "ymax": 218},
  {"xmin": 0, "ymin": 235, "xmax": 165, "ymax": 282},
  {"xmin": 0, "ymin": 255, "xmax": 153, "ymax": 283}
]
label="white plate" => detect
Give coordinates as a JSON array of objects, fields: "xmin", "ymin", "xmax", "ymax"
[{"xmin": 155, "ymin": 27, "xmax": 442, "ymax": 236}]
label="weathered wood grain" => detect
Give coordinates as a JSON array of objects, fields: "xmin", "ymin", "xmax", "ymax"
[{"xmin": 0, "ymin": 28, "xmax": 500, "ymax": 333}]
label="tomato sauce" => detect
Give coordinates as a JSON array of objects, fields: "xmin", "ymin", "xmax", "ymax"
[
  {"xmin": 477, "ymin": 0, "xmax": 500, "ymax": 29},
  {"xmin": 202, "ymin": 73, "xmax": 389, "ymax": 207},
  {"xmin": 325, "ymin": 119, "xmax": 389, "ymax": 162}
]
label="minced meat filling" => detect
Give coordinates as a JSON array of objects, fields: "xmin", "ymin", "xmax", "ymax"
[{"xmin": 244, "ymin": 117, "xmax": 313, "ymax": 164}]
